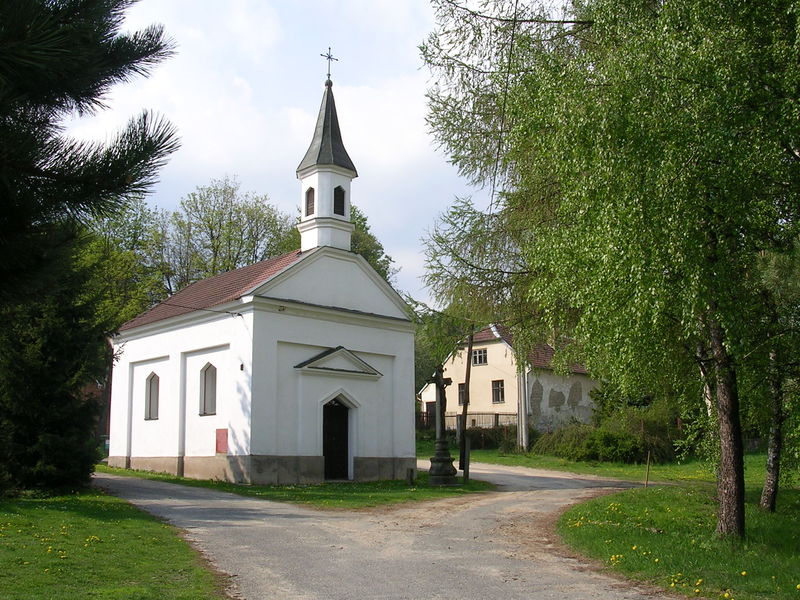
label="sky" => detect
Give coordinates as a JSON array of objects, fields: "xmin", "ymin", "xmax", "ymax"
[{"xmin": 67, "ymin": 0, "xmax": 490, "ymax": 304}]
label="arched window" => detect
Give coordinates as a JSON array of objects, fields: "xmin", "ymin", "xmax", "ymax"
[
  {"xmin": 200, "ymin": 363, "xmax": 217, "ymax": 416},
  {"xmin": 145, "ymin": 372, "xmax": 159, "ymax": 420},
  {"xmin": 333, "ymin": 186, "xmax": 345, "ymax": 216},
  {"xmin": 305, "ymin": 187, "xmax": 315, "ymax": 216}
]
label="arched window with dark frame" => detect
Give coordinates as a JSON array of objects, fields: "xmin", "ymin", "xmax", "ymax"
[
  {"xmin": 145, "ymin": 372, "xmax": 159, "ymax": 420},
  {"xmin": 200, "ymin": 363, "xmax": 217, "ymax": 416},
  {"xmin": 333, "ymin": 186, "xmax": 345, "ymax": 216},
  {"xmin": 305, "ymin": 187, "xmax": 315, "ymax": 216}
]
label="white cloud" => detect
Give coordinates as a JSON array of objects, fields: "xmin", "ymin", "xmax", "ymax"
[{"xmin": 225, "ymin": 1, "xmax": 282, "ymax": 64}]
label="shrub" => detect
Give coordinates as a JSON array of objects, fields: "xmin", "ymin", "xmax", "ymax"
[
  {"xmin": 582, "ymin": 429, "xmax": 642, "ymax": 463},
  {"xmin": 602, "ymin": 398, "xmax": 679, "ymax": 463},
  {"xmin": 532, "ymin": 423, "xmax": 595, "ymax": 460},
  {"xmin": 532, "ymin": 423, "xmax": 659, "ymax": 464}
]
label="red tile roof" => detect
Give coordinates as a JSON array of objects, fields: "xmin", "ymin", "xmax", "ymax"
[
  {"xmin": 119, "ymin": 250, "xmax": 305, "ymax": 332},
  {"xmin": 472, "ymin": 324, "xmax": 507, "ymax": 343},
  {"xmin": 469, "ymin": 325, "xmax": 588, "ymax": 374}
]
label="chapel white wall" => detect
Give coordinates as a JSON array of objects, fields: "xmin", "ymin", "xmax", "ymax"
[
  {"xmin": 109, "ymin": 311, "xmax": 254, "ymax": 460},
  {"xmin": 249, "ymin": 307, "xmax": 415, "ymax": 461},
  {"xmin": 262, "ymin": 251, "xmax": 407, "ymax": 320}
]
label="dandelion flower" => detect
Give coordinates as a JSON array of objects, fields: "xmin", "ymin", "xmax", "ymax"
[{"xmin": 741, "ymin": 571, "xmax": 747, "ymax": 576}]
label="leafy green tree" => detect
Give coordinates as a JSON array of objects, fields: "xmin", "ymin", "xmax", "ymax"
[
  {"xmin": 83, "ymin": 197, "xmax": 165, "ymax": 327},
  {"xmin": 422, "ymin": 0, "xmax": 800, "ymax": 537},
  {"xmin": 408, "ymin": 300, "xmax": 470, "ymax": 392},
  {"xmin": 173, "ymin": 175, "xmax": 298, "ymax": 285},
  {"xmin": 350, "ymin": 205, "xmax": 397, "ymax": 283},
  {"xmin": 0, "ymin": 0, "xmax": 177, "ymax": 492}
]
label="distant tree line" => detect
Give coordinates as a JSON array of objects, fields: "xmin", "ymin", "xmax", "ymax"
[{"xmin": 87, "ymin": 175, "xmax": 397, "ymax": 331}]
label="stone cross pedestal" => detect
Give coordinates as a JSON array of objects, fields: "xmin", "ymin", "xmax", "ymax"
[{"xmin": 428, "ymin": 365, "xmax": 457, "ymax": 486}]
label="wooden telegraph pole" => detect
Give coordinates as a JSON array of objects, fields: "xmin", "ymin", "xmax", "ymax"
[{"xmin": 459, "ymin": 333, "xmax": 474, "ymax": 471}]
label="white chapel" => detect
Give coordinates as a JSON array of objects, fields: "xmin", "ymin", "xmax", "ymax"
[{"xmin": 108, "ymin": 78, "xmax": 416, "ymax": 483}]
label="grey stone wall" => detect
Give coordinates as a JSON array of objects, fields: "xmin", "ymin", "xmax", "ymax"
[{"xmin": 527, "ymin": 372, "xmax": 596, "ymax": 431}]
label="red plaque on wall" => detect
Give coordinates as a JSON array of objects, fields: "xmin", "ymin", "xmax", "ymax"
[{"xmin": 215, "ymin": 428, "xmax": 228, "ymax": 454}]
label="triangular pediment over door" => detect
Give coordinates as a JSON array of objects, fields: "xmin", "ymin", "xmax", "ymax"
[{"xmin": 294, "ymin": 346, "xmax": 382, "ymax": 380}]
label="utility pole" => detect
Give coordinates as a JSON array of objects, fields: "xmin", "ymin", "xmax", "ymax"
[{"xmin": 459, "ymin": 333, "xmax": 474, "ymax": 469}]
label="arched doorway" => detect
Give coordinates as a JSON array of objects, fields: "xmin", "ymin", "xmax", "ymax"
[{"xmin": 323, "ymin": 398, "xmax": 349, "ymax": 479}]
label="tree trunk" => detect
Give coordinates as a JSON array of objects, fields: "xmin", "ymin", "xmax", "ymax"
[
  {"xmin": 459, "ymin": 333, "xmax": 474, "ymax": 470},
  {"xmin": 708, "ymin": 316, "xmax": 745, "ymax": 538},
  {"xmin": 760, "ymin": 349, "xmax": 784, "ymax": 512},
  {"xmin": 696, "ymin": 343, "xmax": 714, "ymax": 417}
]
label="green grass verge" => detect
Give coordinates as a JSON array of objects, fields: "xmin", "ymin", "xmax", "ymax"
[
  {"xmin": 96, "ymin": 465, "xmax": 493, "ymax": 509},
  {"xmin": 558, "ymin": 485, "xmax": 800, "ymax": 600},
  {"xmin": 0, "ymin": 490, "xmax": 223, "ymax": 600},
  {"xmin": 418, "ymin": 437, "xmax": 769, "ymax": 485}
]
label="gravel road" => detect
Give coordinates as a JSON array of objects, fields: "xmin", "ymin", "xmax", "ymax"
[{"xmin": 93, "ymin": 462, "xmax": 668, "ymax": 600}]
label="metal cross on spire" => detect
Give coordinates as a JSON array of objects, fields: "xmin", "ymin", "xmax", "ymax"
[{"xmin": 321, "ymin": 47, "xmax": 338, "ymax": 81}]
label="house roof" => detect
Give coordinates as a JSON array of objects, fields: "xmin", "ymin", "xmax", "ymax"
[
  {"xmin": 469, "ymin": 324, "xmax": 588, "ymax": 374},
  {"xmin": 119, "ymin": 250, "xmax": 305, "ymax": 332},
  {"xmin": 296, "ymin": 79, "xmax": 357, "ymax": 176}
]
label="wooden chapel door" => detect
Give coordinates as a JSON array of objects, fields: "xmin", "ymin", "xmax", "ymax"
[{"xmin": 323, "ymin": 398, "xmax": 349, "ymax": 479}]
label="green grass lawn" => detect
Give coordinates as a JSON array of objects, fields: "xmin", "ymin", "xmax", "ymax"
[
  {"xmin": 558, "ymin": 486, "xmax": 800, "ymax": 600},
  {"xmin": 0, "ymin": 490, "xmax": 224, "ymax": 600},
  {"xmin": 96, "ymin": 464, "xmax": 494, "ymax": 509}
]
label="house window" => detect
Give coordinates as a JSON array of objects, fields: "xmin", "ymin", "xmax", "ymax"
[
  {"xmin": 145, "ymin": 372, "xmax": 159, "ymax": 420},
  {"xmin": 333, "ymin": 186, "xmax": 345, "ymax": 215},
  {"xmin": 458, "ymin": 383, "xmax": 466, "ymax": 406},
  {"xmin": 472, "ymin": 348, "xmax": 487, "ymax": 366},
  {"xmin": 200, "ymin": 363, "xmax": 217, "ymax": 416},
  {"xmin": 305, "ymin": 187, "xmax": 315, "ymax": 216},
  {"xmin": 492, "ymin": 379, "xmax": 505, "ymax": 404}
]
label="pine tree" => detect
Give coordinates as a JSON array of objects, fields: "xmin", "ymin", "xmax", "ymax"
[
  {"xmin": 0, "ymin": 0, "xmax": 178, "ymax": 492},
  {"xmin": 0, "ymin": 0, "xmax": 179, "ymax": 301}
]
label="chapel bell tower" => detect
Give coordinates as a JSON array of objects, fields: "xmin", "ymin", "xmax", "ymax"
[{"xmin": 296, "ymin": 78, "xmax": 358, "ymax": 252}]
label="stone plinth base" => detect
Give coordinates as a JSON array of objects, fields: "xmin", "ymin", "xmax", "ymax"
[
  {"xmin": 106, "ymin": 455, "xmax": 416, "ymax": 484},
  {"xmin": 354, "ymin": 457, "xmax": 416, "ymax": 481}
]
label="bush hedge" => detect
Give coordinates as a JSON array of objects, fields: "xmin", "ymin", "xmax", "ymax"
[{"xmin": 532, "ymin": 397, "xmax": 681, "ymax": 464}]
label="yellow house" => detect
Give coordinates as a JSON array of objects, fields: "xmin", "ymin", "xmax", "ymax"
[{"xmin": 418, "ymin": 325, "xmax": 598, "ymax": 445}]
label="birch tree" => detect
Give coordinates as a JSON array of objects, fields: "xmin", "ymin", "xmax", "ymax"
[{"xmin": 422, "ymin": 0, "xmax": 800, "ymax": 537}]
